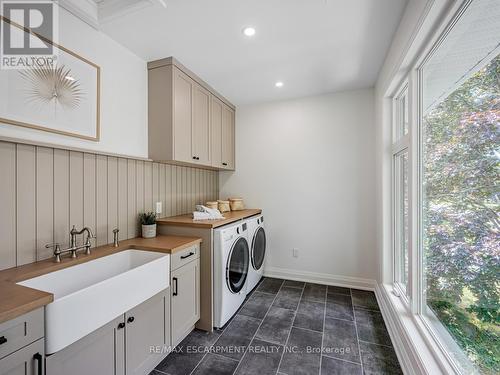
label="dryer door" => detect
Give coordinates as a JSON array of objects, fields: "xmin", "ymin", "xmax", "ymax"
[
  {"xmin": 251, "ymin": 227, "xmax": 266, "ymax": 271},
  {"xmin": 226, "ymin": 237, "xmax": 249, "ymax": 293}
]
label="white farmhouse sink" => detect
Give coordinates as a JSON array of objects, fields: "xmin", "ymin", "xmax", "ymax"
[{"xmin": 18, "ymin": 250, "xmax": 170, "ymax": 354}]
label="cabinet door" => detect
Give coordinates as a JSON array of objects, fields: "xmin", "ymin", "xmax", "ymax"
[
  {"xmin": 192, "ymin": 84, "xmax": 211, "ymax": 165},
  {"xmin": 0, "ymin": 338, "xmax": 44, "ymax": 375},
  {"xmin": 221, "ymin": 105, "xmax": 235, "ymax": 170},
  {"xmin": 171, "ymin": 258, "xmax": 200, "ymax": 346},
  {"xmin": 125, "ymin": 290, "xmax": 168, "ymax": 375},
  {"xmin": 210, "ymin": 96, "xmax": 223, "ymax": 168},
  {"xmin": 173, "ymin": 68, "xmax": 194, "ymax": 163},
  {"xmin": 45, "ymin": 316, "xmax": 125, "ymax": 375}
]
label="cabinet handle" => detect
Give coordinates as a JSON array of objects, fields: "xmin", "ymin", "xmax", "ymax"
[
  {"xmin": 173, "ymin": 277, "xmax": 178, "ymax": 296},
  {"xmin": 0, "ymin": 336, "xmax": 6, "ymax": 345},
  {"xmin": 34, "ymin": 353, "xmax": 42, "ymax": 375},
  {"xmin": 180, "ymin": 252, "xmax": 195, "ymax": 260},
  {"xmin": 192, "ymin": 156, "xmax": 200, "ymax": 160},
  {"xmin": 127, "ymin": 316, "xmax": 135, "ymax": 324},
  {"xmin": 222, "ymin": 162, "xmax": 228, "ymax": 166},
  {"xmin": 117, "ymin": 322, "xmax": 125, "ymax": 329}
]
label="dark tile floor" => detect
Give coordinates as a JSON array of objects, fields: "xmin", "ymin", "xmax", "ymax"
[{"xmin": 151, "ymin": 278, "xmax": 402, "ymax": 375}]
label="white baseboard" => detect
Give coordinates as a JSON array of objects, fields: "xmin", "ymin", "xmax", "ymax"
[{"xmin": 263, "ymin": 266, "xmax": 377, "ymax": 291}]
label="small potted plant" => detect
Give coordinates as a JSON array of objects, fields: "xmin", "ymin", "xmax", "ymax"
[{"xmin": 139, "ymin": 212, "xmax": 157, "ymax": 238}]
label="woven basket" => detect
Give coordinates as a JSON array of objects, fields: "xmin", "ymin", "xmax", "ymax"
[
  {"xmin": 217, "ymin": 200, "xmax": 231, "ymax": 213},
  {"xmin": 229, "ymin": 198, "xmax": 245, "ymax": 211},
  {"xmin": 205, "ymin": 201, "xmax": 218, "ymax": 210}
]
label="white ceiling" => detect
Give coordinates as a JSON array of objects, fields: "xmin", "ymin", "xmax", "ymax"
[{"xmin": 97, "ymin": 0, "xmax": 408, "ymax": 105}]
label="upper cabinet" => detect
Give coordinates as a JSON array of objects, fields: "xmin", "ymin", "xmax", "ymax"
[
  {"xmin": 148, "ymin": 57, "xmax": 235, "ymax": 170},
  {"xmin": 210, "ymin": 96, "xmax": 235, "ymax": 170}
]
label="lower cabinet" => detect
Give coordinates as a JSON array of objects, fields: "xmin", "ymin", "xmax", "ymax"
[
  {"xmin": 45, "ymin": 288, "xmax": 170, "ymax": 375},
  {"xmin": 125, "ymin": 291, "xmax": 170, "ymax": 375},
  {"xmin": 0, "ymin": 338, "xmax": 44, "ymax": 375},
  {"xmin": 45, "ymin": 316, "xmax": 125, "ymax": 375},
  {"xmin": 171, "ymin": 257, "xmax": 200, "ymax": 346}
]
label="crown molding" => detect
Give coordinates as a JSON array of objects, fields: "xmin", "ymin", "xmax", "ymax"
[{"xmin": 58, "ymin": 0, "xmax": 100, "ymax": 29}]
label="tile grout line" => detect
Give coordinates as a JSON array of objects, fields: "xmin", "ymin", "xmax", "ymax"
[
  {"xmin": 319, "ymin": 285, "xmax": 328, "ymax": 375},
  {"xmin": 274, "ymin": 281, "xmax": 306, "ymax": 375},
  {"xmin": 232, "ymin": 279, "xmax": 285, "ymax": 375},
  {"xmin": 350, "ymin": 288, "xmax": 364, "ymax": 373},
  {"xmin": 321, "ymin": 352, "xmax": 364, "ymax": 366}
]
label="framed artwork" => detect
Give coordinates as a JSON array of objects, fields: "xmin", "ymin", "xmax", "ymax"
[{"xmin": 0, "ymin": 16, "xmax": 100, "ymax": 141}]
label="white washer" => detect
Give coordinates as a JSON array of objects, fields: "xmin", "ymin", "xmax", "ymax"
[
  {"xmin": 213, "ymin": 220, "xmax": 250, "ymax": 328},
  {"xmin": 246, "ymin": 214, "xmax": 266, "ymax": 292}
]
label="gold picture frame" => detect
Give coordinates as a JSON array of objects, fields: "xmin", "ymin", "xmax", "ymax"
[{"xmin": 0, "ymin": 16, "xmax": 101, "ymax": 141}]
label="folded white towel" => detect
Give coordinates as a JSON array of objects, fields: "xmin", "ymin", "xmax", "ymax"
[{"xmin": 193, "ymin": 206, "xmax": 224, "ymax": 220}]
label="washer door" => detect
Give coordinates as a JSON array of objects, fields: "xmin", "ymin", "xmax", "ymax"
[
  {"xmin": 252, "ymin": 227, "xmax": 266, "ymax": 271},
  {"xmin": 226, "ymin": 237, "xmax": 249, "ymax": 293}
]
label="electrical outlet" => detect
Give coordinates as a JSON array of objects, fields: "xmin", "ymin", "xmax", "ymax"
[
  {"xmin": 293, "ymin": 248, "xmax": 299, "ymax": 258},
  {"xmin": 155, "ymin": 201, "xmax": 162, "ymax": 215}
]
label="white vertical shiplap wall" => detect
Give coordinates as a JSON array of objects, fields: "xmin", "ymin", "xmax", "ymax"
[{"xmin": 0, "ymin": 140, "xmax": 218, "ymax": 270}]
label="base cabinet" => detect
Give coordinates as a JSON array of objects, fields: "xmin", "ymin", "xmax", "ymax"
[
  {"xmin": 46, "ymin": 316, "xmax": 124, "ymax": 375},
  {"xmin": 0, "ymin": 338, "xmax": 44, "ymax": 375},
  {"xmin": 45, "ymin": 289, "xmax": 170, "ymax": 375},
  {"xmin": 171, "ymin": 257, "xmax": 200, "ymax": 346},
  {"xmin": 125, "ymin": 291, "xmax": 170, "ymax": 375}
]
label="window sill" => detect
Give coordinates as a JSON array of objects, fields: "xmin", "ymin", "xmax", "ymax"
[{"xmin": 376, "ymin": 283, "xmax": 459, "ymax": 375}]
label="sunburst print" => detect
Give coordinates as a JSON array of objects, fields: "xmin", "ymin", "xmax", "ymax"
[{"xmin": 19, "ymin": 64, "xmax": 83, "ymax": 109}]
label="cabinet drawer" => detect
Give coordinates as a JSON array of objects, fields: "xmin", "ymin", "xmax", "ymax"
[
  {"xmin": 0, "ymin": 308, "xmax": 44, "ymax": 360},
  {"xmin": 0, "ymin": 338, "xmax": 44, "ymax": 375},
  {"xmin": 171, "ymin": 244, "xmax": 200, "ymax": 271}
]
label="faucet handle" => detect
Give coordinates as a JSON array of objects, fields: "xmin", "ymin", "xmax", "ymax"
[{"xmin": 46, "ymin": 243, "xmax": 62, "ymax": 262}]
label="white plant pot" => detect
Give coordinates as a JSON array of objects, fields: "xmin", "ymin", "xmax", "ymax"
[{"xmin": 142, "ymin": 224, "xmax": 157, "ymax": 238}]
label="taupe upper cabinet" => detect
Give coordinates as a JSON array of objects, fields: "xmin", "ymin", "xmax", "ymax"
[
  {"xmin": 211, "ymin": 97, "xmax": 235, "ymax": 170},
  {"xmin": 148, "ymin": 57, "xmax": 235, "ymax": 170}
]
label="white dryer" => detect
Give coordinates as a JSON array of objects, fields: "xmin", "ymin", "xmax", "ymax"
[
  {"xmin": 214, "ymin": 220, "xmax": 250, "ymax": 328},
  {"xmin": 246, "ymin": 214, "xmax": 266, "ymax": 292}
]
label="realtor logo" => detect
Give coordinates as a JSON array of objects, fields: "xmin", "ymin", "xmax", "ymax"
[{"xmin": 1, "ymin": 0, "xmax": 58, "ymax": 69}]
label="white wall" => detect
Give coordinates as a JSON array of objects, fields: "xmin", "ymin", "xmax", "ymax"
[
  {"xmin": 220, "ymin": 89, "xmax": 378, "ymax": 285},
  {"xmin": 0, "ymin": 7, "xmax": 148, "ymax": 158}
]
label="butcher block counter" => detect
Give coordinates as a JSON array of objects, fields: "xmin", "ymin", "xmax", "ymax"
[
  {"xmin": 156, "ymin": 209, "xmax": 262, "ymax": 228},
  {"xmin": 157, "ymin": 208, "xmax": 262, "ymax": 331},
  {"xmin": 0, "ymin": 235, "xmax": 202, "ymax": 324}
]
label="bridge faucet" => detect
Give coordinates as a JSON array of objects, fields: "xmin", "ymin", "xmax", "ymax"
[
  {"xmin": 46, "ymin": 226, "xmax": 96, "ymax": 262},
  {"xmin": 70, "ymin": 225, "xmax": 95, "ymax": 255}
]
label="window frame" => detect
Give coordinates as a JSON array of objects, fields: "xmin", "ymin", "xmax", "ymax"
[{"xmin": 391, "ymin": 81, "xmax": 412, "ymax": 303}]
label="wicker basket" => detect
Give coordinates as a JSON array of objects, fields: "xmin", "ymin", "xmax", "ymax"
[
  {"xmin": 217, "ymin": 200, "xmax": 231, "ymax": 213},
  {"xmin": 229, "ymin": 198, "xmax": 245, "ymax": 211},
  {"xmin": 205, "ymin": 201, "xmax": 218, "ymax": 210}
]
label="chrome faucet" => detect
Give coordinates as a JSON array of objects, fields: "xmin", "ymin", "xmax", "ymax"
[{"xmin": 46, "ymin": 226, "xmax": 96, "ymax": 262}]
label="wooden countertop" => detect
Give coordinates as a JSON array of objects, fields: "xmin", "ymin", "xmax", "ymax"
[
  {"xmin": 156, "ymin": 209, "xmax": 262, "ymax": 229},
  {"xmin": 0, "ymin": 235, "xmax": 202, "ymax": 324}
]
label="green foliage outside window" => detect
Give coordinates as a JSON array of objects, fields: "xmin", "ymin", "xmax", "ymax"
[{"xmin": 423, "ymin": 55, "xmax": 499, "ymax": 374}]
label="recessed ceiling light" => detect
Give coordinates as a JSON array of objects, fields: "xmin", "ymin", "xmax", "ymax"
[
  {"xmin": 275, "ymin": 81, "xmax": 284, "ymax": 88},
  {"xmin": 242, "ymin": 27, "xmax": 256, "ymax": 37}
]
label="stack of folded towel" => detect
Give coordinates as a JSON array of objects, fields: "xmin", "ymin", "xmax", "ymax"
[{"xmin": 193, "ymin": 205, "xmax": 225, "ymax": 220}]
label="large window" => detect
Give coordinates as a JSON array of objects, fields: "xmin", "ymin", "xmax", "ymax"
[
  {"xmin": 422, "ymin": 50, "xmax": 499, "ymax": 375},
  {"xmin": 390, "ymin": 0, "xmax": 500, "ymax": 373}
]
